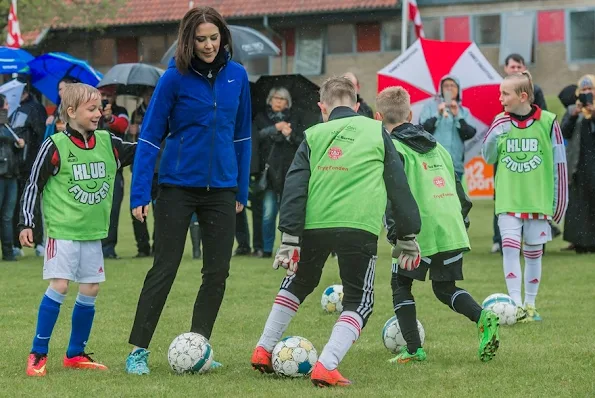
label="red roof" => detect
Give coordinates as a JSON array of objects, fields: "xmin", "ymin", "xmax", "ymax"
[{"xmin": 56, "ymin": 0, "xmax": 400, "ymax": 28}]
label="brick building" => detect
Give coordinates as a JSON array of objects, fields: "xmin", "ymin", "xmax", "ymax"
[{"xmin": 25, "ymin": 0, "xmax": 595, "ymax": 107}]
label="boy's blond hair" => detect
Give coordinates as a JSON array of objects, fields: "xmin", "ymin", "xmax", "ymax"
[
  {"xmin": 59, "ymin": 83, "xmax": 101, "ymax": 122},
  {"xmin": 319, "ymin": 76, "xmax": 357, "ymax": 108},
  {"xmin": 376, "ymin": 86, "xmax": 411, "ymax": 124},
  {"xmin": 504, "ymin": 71, "xmax": 534, "ymax": 103}
]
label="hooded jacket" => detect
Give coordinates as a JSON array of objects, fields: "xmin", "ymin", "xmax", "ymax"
[
  {"xmin": 385, "ymin": 123, "xmax": 472, "ymax": 244},
  {"xmin": 419, "ymin": 75, "xmax": 476, "ymax": 175},
  {"xmin": 130, "ymin": 54, "xmax": 252, "ymax": 207}
]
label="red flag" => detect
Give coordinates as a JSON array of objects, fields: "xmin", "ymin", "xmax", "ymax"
[
  {"xmin": 408, "ymin": 0, "xmax": 425, "ymax": 39},
  {"xmin": 6, "ymin": 0, "xmax": 24, "ymax": 48}
]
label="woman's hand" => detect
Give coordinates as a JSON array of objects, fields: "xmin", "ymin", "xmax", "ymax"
[
  {"xmin": 449, "ymin": 100, "xmax": 459, "ymax": 117},
  {"xmin": 132, "ymin": 205, "xmax": 150, "ymax": 222},
  {"xmin": 275, "ymin": 121, "xmax": 289, "ymax": 131},
  {"xmin": 438, "ymin": 102, "xmax": 447, "ymax": 118},
  {"xmin": 236, "ymin": 201, "xmax": 244, "ymax": 214},
  {"xmin": 281, "ymin": 124, "xmax": 292, "ymax": 137},
  {"xmin": 46, "ymin": 115, "xmax": 55, "ymax": 126},
  {"xmin": 573, "ymin": 101, "xmax": 583, "ymax": 116},
  {"xmin": 16, "ymin": 138, "xmax": 25, "ymax": 148}
]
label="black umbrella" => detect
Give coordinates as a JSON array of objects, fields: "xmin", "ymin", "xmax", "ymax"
[
  {"xmin": 251, "ymin": 74, "xmax": 320, "ymax": 128},
  {"xmin": 558, "ymin": 84, "xmax": 578, "ymax": 108},
  {"xmin": 97, "ymin": 63, "xmax": 164, "ymax": 96},
  {"xmin": 161, "ymin": 25, "xmax": 280, "ymax": 65}
]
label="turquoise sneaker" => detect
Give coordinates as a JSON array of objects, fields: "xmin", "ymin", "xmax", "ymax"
[
  {"xmin": 521, "ymin": 304, "xmax": 542, "ymax": 322},
  {"xmin": 126, "ymin": 348, "xmax": 150, "ymax": 375},
  {"xmin": 210, "ymin": 360, "xmax": 223, "ymax": 370}
]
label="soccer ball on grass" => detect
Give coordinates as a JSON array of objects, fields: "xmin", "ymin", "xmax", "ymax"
[
  {"xmin": 271, "ymin": 336, "xmax": 318, "ymax": 377},
  {"xmin": 167, "ymin": 332, "xmax": 213, "ymax": 374}
]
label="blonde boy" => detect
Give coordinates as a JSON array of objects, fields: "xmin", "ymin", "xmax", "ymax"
[
  {"xmin": 377, "ymin": 86, "xmax": 500, "ymax": 364},
  {"xmin": 482, "ymin": 72, "xmax": 568, "ymax": 321},
  {"xmin": 20, "ymin": 83, "xmax": 136, "ymax": 376}
]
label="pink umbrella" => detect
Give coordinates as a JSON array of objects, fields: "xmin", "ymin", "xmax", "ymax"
[{"xmin": 377, "ymin": 38, "xmax": 503, "ymax": 160}]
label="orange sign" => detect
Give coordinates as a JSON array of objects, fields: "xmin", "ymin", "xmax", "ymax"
[{"xmin": 465, "ymin": 157, "xmax": 494, "ymax": 198}]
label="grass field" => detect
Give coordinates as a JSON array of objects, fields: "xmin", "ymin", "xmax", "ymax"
[{"xmin": 1, "ymin": 175, "xmax": 594, "ymax": 397}]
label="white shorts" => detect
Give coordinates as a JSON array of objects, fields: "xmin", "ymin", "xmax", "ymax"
[
  {"xmin": 43, "ymin": 238, "xmax": 106, "ymax": 283},
  {"xmin": 497, "ymin": 214, "xmax": 552, "ymax": 245}
]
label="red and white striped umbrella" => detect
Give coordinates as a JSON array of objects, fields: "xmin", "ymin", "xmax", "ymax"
[{"xmin": 378, "ymin": 38, "xmax": 503, "ymax": 159}]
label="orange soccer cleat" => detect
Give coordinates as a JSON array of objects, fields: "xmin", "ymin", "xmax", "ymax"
[
  {"xmin": 63, "ymin": 353, "xmax": 108, "ymax": 370},
  {"xmin": 250, "ymin": 346, "xmax": 274, "ymax": 374},
  {"xmin": 310, "ymin": 361, "xmax": 352, "ymax": 387},
  {"xmin": 27, "ymin": 353, "xmax": 48, "ymax": 377}
]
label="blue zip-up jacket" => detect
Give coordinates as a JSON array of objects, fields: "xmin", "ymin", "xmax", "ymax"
[{"xmin": 130, "ymin": 56, "xmax": 252, "ymax": 208}]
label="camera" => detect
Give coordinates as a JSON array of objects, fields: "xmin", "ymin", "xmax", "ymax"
[
  {"xmin": 101, "ymin": 99, "xmax": 109, "ymax": 108},
  {"xmin": 578, "ymin": 92, "xmax": 593, "ymax": 105}
]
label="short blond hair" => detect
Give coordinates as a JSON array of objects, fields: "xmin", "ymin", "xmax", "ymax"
[
  {"xmin": 319, "ymin": 76, "xmax": 357, "ymax": 108},
  {"xmin": 59, "ymin": 83, "xmax": 101, "ymax": 122},
  {"xmin": 504, "ymin": 71, "xmax": 534, "ymax": 103},
  {"xmin": 376, "ymin": 86, "xmax": 411, "ymax": 124}
]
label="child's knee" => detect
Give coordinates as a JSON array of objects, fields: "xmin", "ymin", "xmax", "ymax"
[
  {"xmin": 79, "ymin": 283, "xmax": 100, "ymax": 297},
  {"xmin": 432, "ymin": 281, "xmax": 456, "ymax": 306},
  {"xmin": 50, "ymin": 279, "xmax": 69, "ymax": 295}
]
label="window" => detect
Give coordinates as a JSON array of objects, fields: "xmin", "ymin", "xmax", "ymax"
[
  {"xmin": 294, "ymin": 26, "xmax": 325, "ymax": 75},
  {"xmin": 327, "ymin": 24, "xmax": 355, "ymax": 54},
  {"xmin": 381, "ymin": 21, "xmax": 416, "ymax": 52},
  {"xmin": 473, "ymin": 14, "xmax": 501, "ymax": 45},
  {"xmin": 422, "ymin": 17, "xmax": 442, "ymax": 40},
  {"xmin": 93, "ymin": 38, "xmax": 115, "ymax": 66},
  {"xmin": 568, "ymin": 10, "xmax": 595, "ymax": 61},
  {"xmin": 139, "ymin": 36, "xmax": 167, "ymax": 64},
  {"xmin": 499, "ymin": 11, "xmax": 536, "ymax": 65},
  {"xmin": 243, "ymin": 57, "xmax": 270, "ymax": 76}
]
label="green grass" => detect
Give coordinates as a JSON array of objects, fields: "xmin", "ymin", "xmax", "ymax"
[{"xmin": 1, "ymin": 179, "xmax": 594, "ymax": 397}]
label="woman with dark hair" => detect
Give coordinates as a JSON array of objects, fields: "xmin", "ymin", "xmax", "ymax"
[
  {"xmin": 125, "ymin": 6, "xmax": 251, "ymax": 374},
  {"xmin": 44, "ymin": 76, "xmax": 79, "ymax": 139}
]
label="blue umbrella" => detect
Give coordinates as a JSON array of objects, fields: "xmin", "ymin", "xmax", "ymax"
[
  {"xmin": 0, "ymin": 46, "xmax": 33, "ymax": 74},
  {"xmin": 28, "ymin": 52, "xmax": 103, "ymax": 104}
]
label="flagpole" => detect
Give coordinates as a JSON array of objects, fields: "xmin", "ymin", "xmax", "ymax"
[{"xmin": 401, "ymin": 0, "xmax": 409, "ymax": 52}]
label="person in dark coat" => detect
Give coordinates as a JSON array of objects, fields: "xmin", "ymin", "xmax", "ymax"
[
  {"xmin": 253, "ymin": 87, "xmax": 304, "ymax": 257},
  {"xmin": 560, "ymin": 74, "xmax": 595, "ymax": 253}
]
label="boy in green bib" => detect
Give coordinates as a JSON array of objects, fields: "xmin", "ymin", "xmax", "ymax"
[
  {"xmin": 377, "ymin": 87, "xmax": 500, "ymax": 364},
  {"xmin": 19, "ymin": 83, "xmax": 136, "ymax": 376},
  {"xmin": 483, "ymin": 72, "xmax": 568, "ymax": 322},
  {"xmin": 251, "ymin": 77, "xmax": 421, "ymax": 387}
]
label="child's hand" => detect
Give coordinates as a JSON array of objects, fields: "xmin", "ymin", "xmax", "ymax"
[{"xmin": 19, "ymin": 229, "xmax": 34, "ymax": 248}]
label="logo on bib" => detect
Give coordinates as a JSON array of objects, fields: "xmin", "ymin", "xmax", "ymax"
[
  {"xmin": 328, "ymin": 147, "xmax": 343, "ymax": 160},
  {"xmin": 500, "ymin": 138, "xmax": 543, "ymax": 173},
  {"xmin": 68, "ymin": 162, "xmax": 111, "ymax": 205},
  {"xmin": 433, "ymin": 176, "xmax": 445, "ymax": 188}
]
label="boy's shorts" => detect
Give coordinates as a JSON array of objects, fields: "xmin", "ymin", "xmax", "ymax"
[
  {"xmin": 393, "ymin": 251, "xmax": 464, "ymax": 282},
  {"xmin": 43, "ymin": 238, "xmax": 105, "ymax": 283},
  {"xmin": 498, "ymin": 214, "xmax": 552, "ymax": 245}
]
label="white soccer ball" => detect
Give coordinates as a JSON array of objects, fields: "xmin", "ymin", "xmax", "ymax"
[
  {"xmin": 382, "ymin": 315, "xmax": 425, "ymax": 354},
  {"xmin": 482, "ymin": 293, "xmax": 518, "ymax": 326},
  {"xmin": 321, "ymin": 285, "xmax": 344, "ymax": 313},
  {"xmin": 167, "ymin": 332, "xmax": 213, "ymax": 374},
  {"xmin": 272, "ymin": 336, "xmax": 318, "ymax": 377}
]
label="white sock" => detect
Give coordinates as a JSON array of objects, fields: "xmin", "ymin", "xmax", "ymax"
[
  {"xmin": 318, "ymin": 311, "xmax": 362, "ymax": 370},
  {"xmin": 257, "ymin": 290, "xmax": 300, "ymax": 352},
  {"xmin": 502, "ymin": 237, "xmax": 523, "ymax": 306},
  {"xmin": 523, "ymin": 244, "xmax": 543, "ymax": 306}
]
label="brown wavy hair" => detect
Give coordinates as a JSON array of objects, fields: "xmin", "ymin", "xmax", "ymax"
[{"xmin": 174, "ymin": 6, "xmax": 232, "ymax": 73}]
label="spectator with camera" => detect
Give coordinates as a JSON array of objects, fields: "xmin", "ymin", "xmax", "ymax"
[{"xmin": 560, "ymin": 74, "xmax": 595, "ymax": 254}]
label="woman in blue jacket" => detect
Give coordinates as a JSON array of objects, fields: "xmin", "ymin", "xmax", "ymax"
[{"xmin": 126, "ymin": 6, "xmax": 251, "ymax": 374}]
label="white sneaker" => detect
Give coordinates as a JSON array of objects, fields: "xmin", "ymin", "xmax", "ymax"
[
  {"xmin": 35, "ymin": 245, "xmax": 45, "ymax": 257},
  {"xmin": 12, "ymin": 247, "xmax": 24, "ymax": 257},
  {"xmin": 490, "ymin": 242, "xmax": 501, "ymax": 254}
]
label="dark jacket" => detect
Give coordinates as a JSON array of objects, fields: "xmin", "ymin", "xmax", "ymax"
[
  {"xmin": 385, "ymin": 123, "xmax": 472, "ymax": 243},
  {"xmin": 533, "ymin": 84, "xmax": 548, "ymax": 111},
  {"xmin": 10, "ymin": 95, "xmax": 47, "ymax": 176},
  {"xmin": 278, "ymin": 106, "xmax": 421, "ymax": 240},
  {"xmin": 130, "ymin": 54, "xmax": 252, "ymax": 207},
  {"xmin": 357, "ymin": 95, "xmax": 374, "ymax": 118},
  {"xmin": 0, "ymin": 122, "xmax": 23, "ymax": 178},
  {"xmin": 253, "ymin": 106, "xmax": 304, "ymax": 193},
  {"xmin": 561, "ymin": 105, "xmax": 593, "ymax": 183}
]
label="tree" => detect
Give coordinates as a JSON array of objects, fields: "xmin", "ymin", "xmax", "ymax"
[{"xmin": 0, "ymin": 0, "xmax": 127, "ymax": 41}]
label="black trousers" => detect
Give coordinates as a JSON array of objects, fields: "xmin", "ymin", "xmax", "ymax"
[
  {"xmin": 280, "ymin": 228, "xmax": 378, "ymax": 326},
  {"xmin": 13, "ymin": 178, "xmax": 43, "ymax": 248},
  {"xmin": 129, "ymin": 186, "xmax": 236, "ymax": 348},
  {"xmin": 102, "ymin": 171, "xmax": 124, "ymax": 256},
  {"xmin": 247, "ymin": 189, "xmax": 263, "ymax": 251},
  {"xmin": 131, "ymin": 174, "xmax": 159, "ymax": 254}
]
